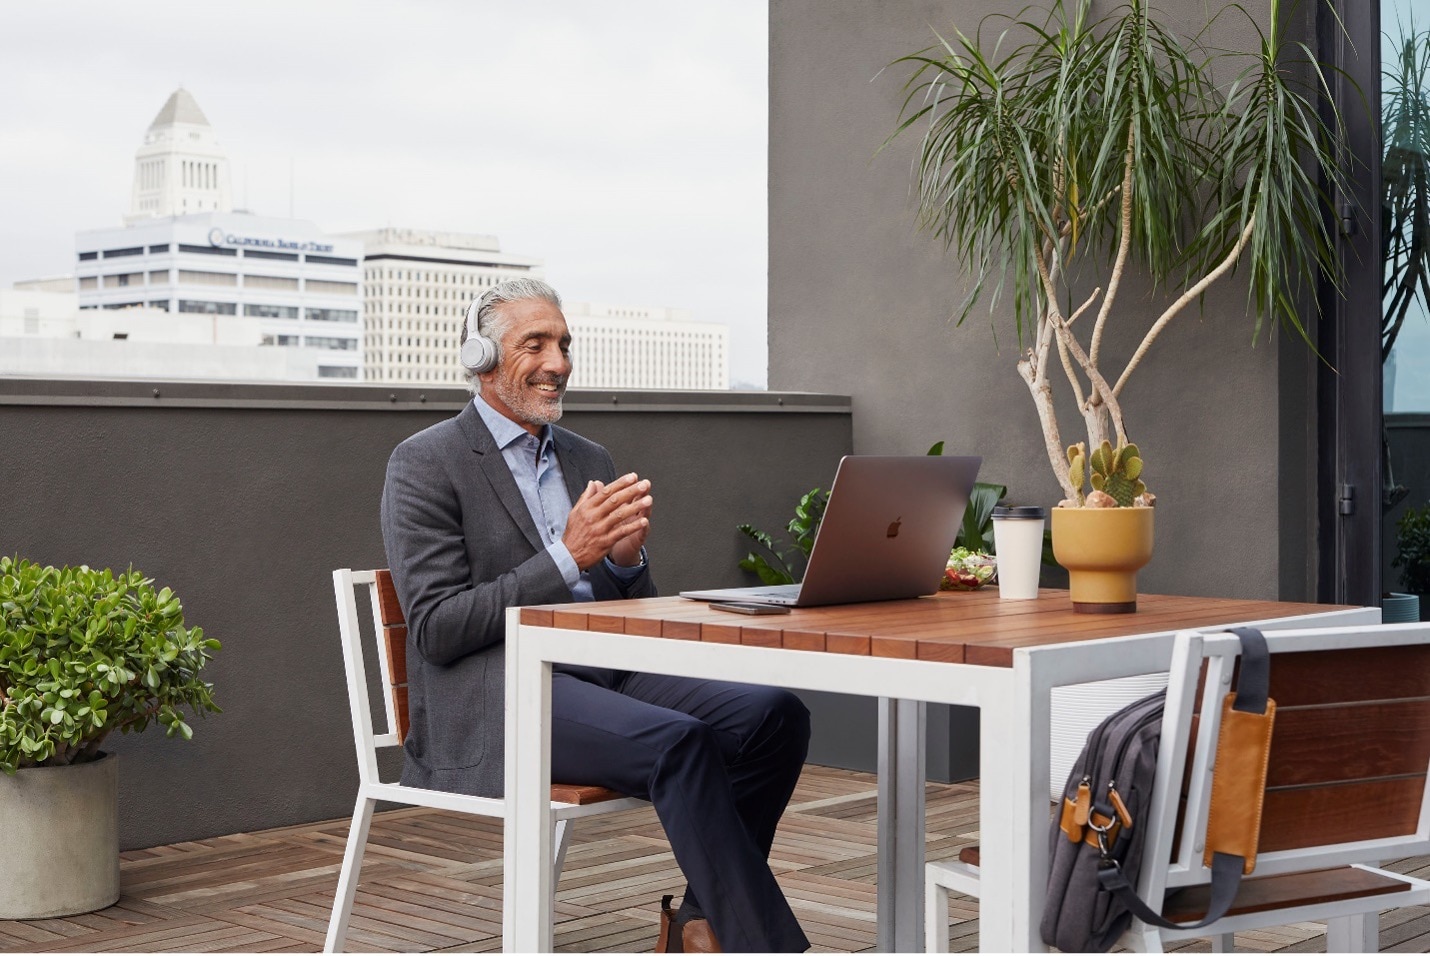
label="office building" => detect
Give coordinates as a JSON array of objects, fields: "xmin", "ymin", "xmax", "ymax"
[
  {"xmin": 74, "ymin": 213, "xmax": 364, "ymax": 380},
  {"xmin": 0, "ymin": 288, "xmax": 325, "ymax": 381},
  {"xmin": 344, "ymin": 228, "xmax": 543, "ymax": 384},
  {"xmin": 564, "ymin": 303, "xmax": 728, "ymax": 390}
]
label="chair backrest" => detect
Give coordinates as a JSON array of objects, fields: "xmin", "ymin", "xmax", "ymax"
[
  {"xmin": 1140, "ymin": 623, "xmax": 1430, "ymax": 905},
  {"xmin": 333, "ymin": 569, "xmax": 410, "ymax": 785}
]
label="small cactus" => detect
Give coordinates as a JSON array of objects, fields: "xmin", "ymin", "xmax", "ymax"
[
  {"xmin": 1085, "ymin": 440, "xmax": 1147, "ymax": 507},
  {"xmin": 1066, "ymin": 439, "xmax": 1149, "ymax": 507},
  {"xmin": 1066, "ymin": 442, "xmax": 1087, "ymax": 506}
]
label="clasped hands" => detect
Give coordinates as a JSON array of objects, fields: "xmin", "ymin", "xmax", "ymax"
[{"xmin": 563, "ymin": 472, "xmax": 653, "ymax": 570}]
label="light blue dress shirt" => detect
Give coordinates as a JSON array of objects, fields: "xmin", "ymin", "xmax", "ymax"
[{"xmin": 472, "ymin": 393, "xmax": 642, "ymax": 601}]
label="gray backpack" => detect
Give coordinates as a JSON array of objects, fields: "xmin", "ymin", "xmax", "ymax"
[{"xmin": 1039, "ymin": 627, "xmax": 1270, "ymax": 952}]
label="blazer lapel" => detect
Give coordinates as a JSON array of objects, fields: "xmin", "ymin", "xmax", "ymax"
[{"xmin": 457, "ymin": 403, "xmax": 544, "ymax": 553}]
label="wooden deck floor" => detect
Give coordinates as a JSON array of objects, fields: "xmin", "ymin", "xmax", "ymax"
[{"xmin": 3, "ymin": 764, "xmax": 1430, "ymax": 953}]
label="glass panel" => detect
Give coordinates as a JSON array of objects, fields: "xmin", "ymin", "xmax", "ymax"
[{"xmin": 1382, "ymin": 3, "xmax": 1430, "ymax": 608}]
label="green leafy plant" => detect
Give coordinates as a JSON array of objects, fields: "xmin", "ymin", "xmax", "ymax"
[
  {"xmin": 888, "ymin": 0, "xmax": 1349, "ymax": 506},
  {"xmin": 738, "ymin": 488, "xmax": 829, "ymax": 585},
  {"xmin": 929, "ymin": 441, "xmax": 1007, "ymax": 550},
  {"xmin": 0, "ymin": 557, "xmax": 221, "ymax": 774},
  {"xmin": 1394, "ymin": 504, "xmax": 1430, "ymax": 595}
]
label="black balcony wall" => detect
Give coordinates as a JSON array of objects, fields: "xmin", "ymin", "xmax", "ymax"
[{"xmin": 1, "ymin": 380, "xmax": 851, "ymax": 849}]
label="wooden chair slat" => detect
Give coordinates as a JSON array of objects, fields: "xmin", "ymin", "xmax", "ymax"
[
  {"xmin": 549, "ymin": 784, "xmax": 629, "ymax": 805},
  {"xmin": 375, "ymin": 570, "xmax": 405, "ymax": 627},
  {"xmin": 1266, "ymin": 700, "xmax": 1430, "ymax": 787},
  {"xmin": 383, "ymin": 626, "xmax": 408, "ymax": 687},
  {"xmin": 1267, "ymin": 645, "xmax": 1430, "ymax": 706},
  {"xmin": 393, "ymin": 689, "xmax": 410, "ymax": 744},
  {"xmin": 1161, "ymin": 865, "xmax": 1410, "ymax": 923},
  {"xmin": 1259, "ymin": 777, "xmax": 1426, "ymax": 852}
]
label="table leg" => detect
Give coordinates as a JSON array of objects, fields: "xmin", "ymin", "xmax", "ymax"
[
  {"xmin": 977, "ymin": 660, "xmax": 1049, "ymax": 952},
  {"xmin": 877, "ymin": 697, "xmax": 926, "ymax": 952},
  {"xmin": 503, "ymin": 620, "xmax": 555, "ymax": 953}
]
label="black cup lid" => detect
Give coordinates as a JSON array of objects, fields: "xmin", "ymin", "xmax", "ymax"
[{"xmin": 992, "ymin": 505, "xmax": 1047, "ymax": 519}]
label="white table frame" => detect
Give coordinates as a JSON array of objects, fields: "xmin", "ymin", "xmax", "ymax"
[{"xmin": 501, "ymin": 604, "xmax": 1376, "ymax": 953}]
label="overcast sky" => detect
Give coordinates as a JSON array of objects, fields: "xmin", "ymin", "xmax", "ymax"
[{"xmin": 0, "ymin": 1, "xmax": 771, "ymax": 387}]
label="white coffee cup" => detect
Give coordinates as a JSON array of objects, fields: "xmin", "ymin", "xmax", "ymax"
[{"xmin": 992, "ymin": 506, "xmax": 1047, "ymax": 600}]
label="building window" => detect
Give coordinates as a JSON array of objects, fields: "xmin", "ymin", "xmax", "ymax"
[
  {"xmin": 305, "ymin": 279, "xmax": 359, "ymax": 296},
  {"xmin": 177, "ymin": 270, "xmax": 237, "ymax": 287},
  {"xmin": 177, "ymin": 300, "xmax": 237, "ymax": 315},
  {"xmin": 101, "ymin": 302, "xmax": 143, "ymax": 310},
  {"xmin": 147, "ymin": 244, "xmax": 171, "ymax": 254},
  {"xmin": 177, "ymin": 244, "xmax": 237, "ymax": 257},
  {"xmin": 110, "ymin": 272, "xmax": 144, "ymax": 287},
  {"xmin": 244, "ymin": 304, "xmax": 299, "ymax": 319},
  {"xmin": 244, "ymin": 249, "xmax": 299, "ymax": 262},
  {"xmin": 319, "ymin": 365, "xmax": 358, "ymax": 378},
  {"xmin": 244, "ymin": 274, "xmax": 300, "ymax": 291},
  {"xmin": 305, "ymin": 336, "xmax": 357, "ymax": 350},
  {"xmin": 78, "ymin": 251, "xmax": 98, "ymax": 261},
  {"xmin": 148, "ymin": 270, "xmax": 170, "ymax": 283},
  {"xmin": 260, "ymin": 334, "xmax": 301, "ymax": 346},
  {"xmin": 306, "ymin": 308, "xmax": 358, "ymax": 323},
  {"xmin": 148, "ymin": 300, "xmax": 170, "ymax": 311},
  {"xmin": 305, "ymin": 254, "xmax": 358, "ymax": 267},
  {"xmin": 78, "ymin": 276, "xmax": 98, "ymax": 291},
  {"xmin": 101, "ymin": 246, "xmax": 143, "ymax": 258}
]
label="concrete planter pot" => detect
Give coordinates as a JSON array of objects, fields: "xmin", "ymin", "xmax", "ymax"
[
  {"xmin": 0, "ymin": 753, "xmax": 120, "ymax": 919},
  {"xmin": 1050, "ymin": 505, "xmax": 1155, "ymax": 613},
  {"xmin": 1383, "ymin": 592, "xmax": 1422, "ymax": 624}
]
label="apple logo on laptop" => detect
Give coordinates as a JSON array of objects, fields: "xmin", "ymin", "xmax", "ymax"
[{"xmin": 886, "ymin": 517, "xmax": 902, "ymax": 538}]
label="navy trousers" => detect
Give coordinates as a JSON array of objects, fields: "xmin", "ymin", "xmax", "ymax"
[{"xmin": 550, "ymin": 666, "xmax": 811, "ymax": 953}]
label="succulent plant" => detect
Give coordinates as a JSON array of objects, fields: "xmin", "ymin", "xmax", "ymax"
[
  {"xmin": 1089, "ymin": 440, "xmax": 1146, "ymax": 507},
  {"xmin": 1064, "ymin": 440, "xmax": 1150, "ymax": 507}
]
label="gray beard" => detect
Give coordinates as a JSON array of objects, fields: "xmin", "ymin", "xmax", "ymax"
[{"xmin": 492, "ymin": 376, "xmax": 564, "ymax": 427}]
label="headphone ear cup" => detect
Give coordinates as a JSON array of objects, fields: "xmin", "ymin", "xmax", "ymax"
[{"xmin": 461, "ymin": 333, "xmax": 499, "ymax": 373}]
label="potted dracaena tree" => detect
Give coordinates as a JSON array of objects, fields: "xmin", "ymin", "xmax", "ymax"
[
  {"xmin": 0, "ymin": 557, "xmax": 220, "ymax": 918},
  {"xmin": 886, "ymin": 0, "xmax": 1350, "ymax": 611}
]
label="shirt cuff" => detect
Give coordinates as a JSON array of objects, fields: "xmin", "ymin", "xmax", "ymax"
[
  {"xmin": 605, "ymin": 547, "xmax": 647, "ymax": 582},
  {"xmin": 546, "ymin": 541, "xmax": 582, "ymax": 589}
]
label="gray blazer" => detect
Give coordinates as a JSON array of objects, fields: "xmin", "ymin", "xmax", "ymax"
[{"xmin": 380, "ymin": 402, "xmax": 656, "ymax": 797}]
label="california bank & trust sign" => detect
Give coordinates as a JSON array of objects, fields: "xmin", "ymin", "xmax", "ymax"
[{"xmin": 207, "ymin": 226, "xmax": 334, "ymax": 254}]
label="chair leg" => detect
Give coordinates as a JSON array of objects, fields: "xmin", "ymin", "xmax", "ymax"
[
  {"xmin": 552, "ymin": 817, "xmax": 573, "ymax": 880},
  {"xmin": 925, "ymin": 871, "xmax": 951, "ymax": 953},
  {"xmin": 324, "ymin": 795, "xmax": 377, "ymax": 954},
  {"xmin": 1209, "ymin": 931, "xmax": 1236, "ymax": 952},
  {"xmin": 1327, "ymin": 912, "xmax": 1379, "ymax": 953}
]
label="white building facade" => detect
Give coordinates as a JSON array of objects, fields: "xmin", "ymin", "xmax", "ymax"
[
  {"xmin": 345, "ymin": 228, "xmax": 543, "ymax": 385},
  {"xmin": 125, "ymin": 88, "xmax": 231, "ymax": 223},
  {"xmin": 0, "ymin": 288, "xmax": 324, "ymax": 382},
  {"xmin": 75, "ymin": 213, "xmax": 364, "ymax": 380},
  {"xmin": 565, "ymin": 303, "xmax": 729, "ymax": 390}
]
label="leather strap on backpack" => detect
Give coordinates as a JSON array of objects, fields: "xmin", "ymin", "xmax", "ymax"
[{"xmin": 1096, "ymin": 626, "xmax": 1274, "ymax": 930}]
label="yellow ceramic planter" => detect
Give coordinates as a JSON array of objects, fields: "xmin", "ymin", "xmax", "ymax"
[{"xmin": 1050, "ymin": 506, "xmax": 1155, "ymax": 613}]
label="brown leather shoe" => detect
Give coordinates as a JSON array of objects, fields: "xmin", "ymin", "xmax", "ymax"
[{"xmin": 655, "ymin": 895, "xmax": 722, "ymax": 953}]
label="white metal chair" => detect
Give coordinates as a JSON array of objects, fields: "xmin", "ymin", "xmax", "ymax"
[
  {"xmin": 927, "ymin": 622, "xmax": 1430, "ymax": 953},
  {"xmin": 324, "ymin": 568, "xmax": 645, "ymax": 953}
]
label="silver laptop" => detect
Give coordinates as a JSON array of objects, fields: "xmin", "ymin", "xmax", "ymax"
[{"xmin": 680, "ymin": 455, "xmax": 982, "ymax": 607}]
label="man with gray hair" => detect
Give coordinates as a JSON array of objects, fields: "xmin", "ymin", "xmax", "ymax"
[{"xmin": 380, "ymin": 278, "xmax": 810, "ymax": 953}]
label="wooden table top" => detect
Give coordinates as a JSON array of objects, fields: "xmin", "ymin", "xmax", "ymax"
[{"xmin": 518, "ymin": 589, "xmax": 1356, "ymax": 667}]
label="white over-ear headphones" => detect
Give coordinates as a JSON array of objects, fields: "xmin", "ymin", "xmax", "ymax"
[{"xmin": 459, "ymin": 296, "xmax": 500, "ymax": 373}]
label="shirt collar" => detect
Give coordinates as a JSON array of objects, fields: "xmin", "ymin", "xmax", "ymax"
[{"xmin": 472, "ymin": 392, "xmax": 552, "ymax": 453}]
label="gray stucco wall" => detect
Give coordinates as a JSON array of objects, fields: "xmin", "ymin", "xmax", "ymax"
[
  {"xmin": 769, "ymin": 0, "xmax": 1319, "ymax": 605},
  {"xmin": 1, "ymin": 381, "xmax": 851, "ymax": 849}
]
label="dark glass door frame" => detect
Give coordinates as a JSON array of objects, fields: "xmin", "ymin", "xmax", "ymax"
[{"xmin": 1316, "ymin": 0, "xmax": 1383, "ymax": 605}]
